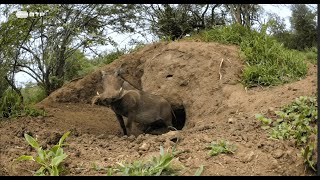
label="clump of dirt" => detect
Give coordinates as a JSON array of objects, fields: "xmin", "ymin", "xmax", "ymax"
[{"xmin": 0, "ymin": 41, "xmax": 317, "ymax": 176}]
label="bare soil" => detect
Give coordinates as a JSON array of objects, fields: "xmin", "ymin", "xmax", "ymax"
[{"xmin": 0, "ymin": 41, "xmax": 317, "ymax": 176}]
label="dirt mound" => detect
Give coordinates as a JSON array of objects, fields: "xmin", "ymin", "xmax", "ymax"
[
  {"xmin": 1, "ymin": 41, "xmax": 317, "ymax": 176},
  {"xmin": 41, "ymin": 41, "xmax": 243, "ymax": 130}
]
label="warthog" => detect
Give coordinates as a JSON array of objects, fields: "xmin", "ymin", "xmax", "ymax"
[{"xmin": 92, "ymin": 65, "xmax": 174, "ymax": 136}]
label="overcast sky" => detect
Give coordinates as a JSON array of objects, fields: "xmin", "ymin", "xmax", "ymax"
[{"xmin": 11, "ymin": 4, "xmax": 316, "ymax": 86}]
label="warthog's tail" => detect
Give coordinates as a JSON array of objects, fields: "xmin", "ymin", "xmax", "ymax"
[
  {"xmin": 171, "ymin": 107, "xmax": 176, "ymax": 121},
  {"xmin": 168, "ymin": 126, "xmax": 178, "ymax": 131}
]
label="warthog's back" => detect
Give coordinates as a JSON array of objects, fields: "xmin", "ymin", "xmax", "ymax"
[{"xmin": 122, "ymin": 91, "xmax": 172, "ymax": 125}]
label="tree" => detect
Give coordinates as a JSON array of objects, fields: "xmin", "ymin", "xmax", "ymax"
[
  {"xmin": 116, "ymin": 4, "xmax": 226, "ymax": 40},
  {"xmin": 224, "ymin": 4, "xmax": 262, "ymax": 28},
  {"xmin": 267, "ymin": 13, "xmax": 294, "ymax": 48},
  {"xmin": 0, "ymin": 4, "xmax": 113, "ymax": 95},
  {"xmin": 290, "ymin": 4, "xmax": 317, "ymax": 50}
]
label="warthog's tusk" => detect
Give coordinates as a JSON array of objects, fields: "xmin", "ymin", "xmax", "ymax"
[{"xmin": 97, "ymin": 91, "xmax": 100, "ymax": 95}]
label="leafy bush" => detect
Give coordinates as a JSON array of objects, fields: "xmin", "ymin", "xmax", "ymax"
[
  {"xmin": 256, "ymin": 96, "xmax": 317, "ymax": 171},
  {"xmin": 189, "ymin": 23, "xmax": 308, "ymax": 87},
  {"xmin": 22, "ymin": 83, "xmax": 46, "ymax": 105},
  {"xmin": 15, "ymin": 131, "xmax": 70, "ymax": 176},
  {"xmin": 207, "ymin": 139, "xmax": 237, "ymax": 156},
  {"xmin": 0, "ymin": 88, "xmax": 46, "ymax": 118},
  {"xmin": 302, "ymin": 47, "xmax": 317, "ymax": 64},
  {"xmin": 240, "ymin": 26, "xmax": 307, "ymax": 87},
  {"xmin": 0, "ymin": 88, "xmax": 23, "ymax": 118}
]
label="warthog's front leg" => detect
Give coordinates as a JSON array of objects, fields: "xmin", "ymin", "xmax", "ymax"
[{"xmin": 115, "ymin": 113, "xmax": 127, "ymax": 135}]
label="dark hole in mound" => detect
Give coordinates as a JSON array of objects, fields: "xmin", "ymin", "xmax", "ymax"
[
  {"xmin": 171, "ymin": 106, "xmax": 186, "ymax": 130},
  {"xmin": 143, "ymin": 105, "xmax": 186, "ymax": 134},
  {"xmin": 166, "ymin": 74, "xmax": 173, "ymax": 78}
]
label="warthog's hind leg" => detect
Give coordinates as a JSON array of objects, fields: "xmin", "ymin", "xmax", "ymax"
[{"xmin": 126, "ymin": 114, "xmax": 135, "ymax": 136}]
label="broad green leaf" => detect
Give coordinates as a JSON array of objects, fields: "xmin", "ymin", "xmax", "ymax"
[
  {"xmin": 35, "ymin": 167, "xmax": 46, "ymax": 176},
  {"xmin": 50, "ymin": 166, "xmax": 59, "ymax": 176},
  {"xmin": 38, "ymin": 148, "xmax": 46, "ymax": 161},
  {"xmin": 15, "ymin": 155, "xmax": 34, "ymax": 161},
  {"xmin": 47, "ymin": 151, "xmax": 55, "ymax": 159},
  {"xmin": 194, "ymin": 165, "xmax": 204, "ymax": 176},
  {"xmin": 51, "ymin": 154, "xmax": 67, "ymax": 167},
  {"xmin": 58, "ymin": 131, "xmax": 71, "ymax": 147},
  {"xmin": 34, "ymin": 156, "xmax": 46, "ymax": 166},
  {"xmin": 261, "ymin": 125, "xmax": 270, "ymax": 130},
  {"xmin": 50, "ymin": 145, "xmax": 60, "ymax": 154},
  {"xmin": 255, "ymin": 114, "xmax": 263, "ymax": 119},
  {"xmin": 24, "ymin": 133, "xmax": 39, "ymax": 149},
  {"xmin": 56, "ymin": 148, "xmax": 63, "ymax": 156}
]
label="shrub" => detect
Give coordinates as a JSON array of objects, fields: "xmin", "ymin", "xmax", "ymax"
[
  {"xmin": 15, "ymin": 131, "xmax": 70, "ymax": 176},
  {"xmin": 189, "ymin": 23, "xmax": 308, "ymax": 87},
  {"xmin": 207, "ymin": 139, "xmax": 237, "ymax": 156},
  {"xmin": 0, "ymin": 88, "xmax": 46, "ymax": 118},
  {"xmin": 256, "ymin": 96, "xmax": 317, "ymax": 171},
  {"xmin": 107, "ymin": 146, "xmax": 182, "ymax": 176}
]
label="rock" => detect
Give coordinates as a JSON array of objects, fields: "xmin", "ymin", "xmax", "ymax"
[
  {"xmin": 75, "ymin": 151, "xmax": 81, "ymax": 157},
  {"xmin": 163, "ymin": 131, "xmax": 181, "ymax": 142},
  {"xmin": 241, "ymin": 135, "xmax": 248, "ymax": 142},
  {"xmin": 245, "ymin": 142, "xmax": 254, "ymax": 148},
  {"xmin": 107, "ymin": 135, "xmax": 116, "ymax": 139},
  {"xmin": 268, "ymin": 107, "xmax": 275, "ymax": 114},
  {"xmin": 128, "ymin": 135, "xmax": 136, "ymax": 142},
  {"xmin": 202, "ymin": 135, "xmax": 212, "ymax": 143},
  {"xmin": 139, "ymin": 143, "xmax": 150, "ymax": 151},
  {"xmin": 227, "ymin": 118, "xmax": 234, "ymax": 124},
  {"xmin": 180, "ymin": 80, "xmax": 188, "ymax": 86},
  {"xmin": 97, "ymin": 134, "xmax": 104, "ymax": 139},
  {"xmin": 240, "ymin": 151, "xmax": 255, "ymax": 163},
  {"xmin": 272, "ymin": 149, "xmax": 284, "ymax": 159},
  {"xmin": 270, "ymin": 159, "xmax": 278, "ymax": 170}
]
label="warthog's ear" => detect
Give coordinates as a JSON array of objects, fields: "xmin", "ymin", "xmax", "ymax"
[
  {"xmin": 101, "ymin": 70, "xmax": 107, "ymax": 77},
  {"xmin": 118, "ymin": 63, "xmax": 128, "ymax": 75}
]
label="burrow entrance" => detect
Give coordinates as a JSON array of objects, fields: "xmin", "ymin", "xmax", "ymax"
[
  {"xmin": 171, "ymin": 105, "xmax": 186, "ymax": 130},
  {"xmin": 145, "ymin": 104, "xmax": 186, "ymax": 134}
]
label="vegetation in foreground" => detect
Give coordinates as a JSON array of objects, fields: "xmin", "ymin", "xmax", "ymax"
[{"xmin": 256, "ymin": 96, "xmax": 317, "ymax": 171}]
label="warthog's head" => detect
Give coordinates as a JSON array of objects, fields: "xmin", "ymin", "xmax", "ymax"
[{"xmin": 92, "ymin": 65, "xmax": 127, "ymax": 106}]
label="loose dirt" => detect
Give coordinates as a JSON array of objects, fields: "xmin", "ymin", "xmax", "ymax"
[{"xmin": 0, "ymin": 41, "xmax": 317, "ymax": 176}]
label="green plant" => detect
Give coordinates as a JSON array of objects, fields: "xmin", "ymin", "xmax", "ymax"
[
  {"xmin": 107, "ymin": 146, "xmax": 181, "ymax": 176},
  {"xmin": 23, "ymin": 106, "xmax": 47, "ymax": 117},
  {"xmin": 21, "ymin": 84, "xmax": 46, "ymax": 105},
  {"xmin": 301, "ymin": 141, "xmax": 317, "ymax": 171},
  {"xmin": 0, "ymin": 88, "xmax": 23, "ymax": 118},
  {"xmin": 207, "ymin": 139, "xmax": 237, "ymax": 156},
  {"xmin": 15, "ymin": 131, "xmax": 70, "ymax": 176},
  {"xmin": 194, "ymin": 165, "xmax": 204, "ymax": 176},
  {"xmin": 255, "ymin": 114, "xmax": 272, "ymax": 130},
  {"xmin": 0, "ymin": 88, "xmax": 47, "ymax": 118},
  {"xmin": 188, "ymin": 23, "xmax": 308, "ymax": 88},
  {"xmin": 255, "ymin": 96, "xmax": 317, "ymax": 171},
  {"xmin": 302, "ymin": 47, "xmax": 317, "ymax": 64}
]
